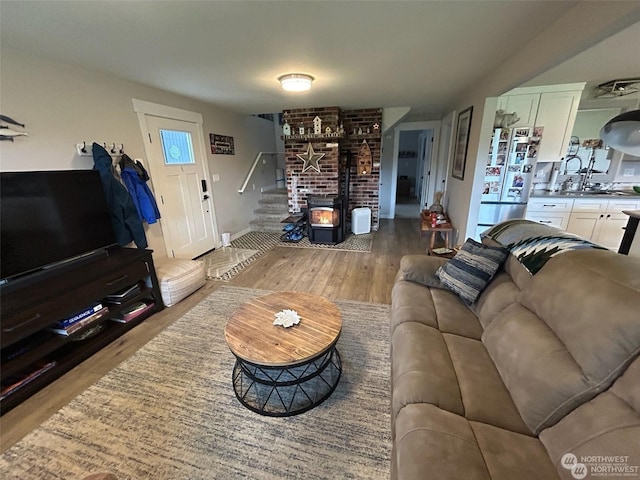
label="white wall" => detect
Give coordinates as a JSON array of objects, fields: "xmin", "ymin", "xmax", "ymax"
[{"xmin": 0, "ymin": 47, "xmax": 276, "ymax": 257}]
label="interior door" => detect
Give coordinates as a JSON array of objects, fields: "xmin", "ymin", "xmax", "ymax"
[{"xmin": 144, "ymin": 115, "xmax": 218, "ymax": 259}]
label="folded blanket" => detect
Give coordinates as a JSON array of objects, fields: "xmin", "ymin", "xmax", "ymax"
[{"xmin": 481, "ymin": 220, "xmax": 606, "ymax": 275}]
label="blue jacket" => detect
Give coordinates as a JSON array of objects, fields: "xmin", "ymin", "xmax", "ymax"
[
  {"xmin": 92, "ymin": 143, "xmax": 148, "ymax": 249},
  {"xmin": 120, "ymin": 160, "xmax": 161, "ymax": 224}
]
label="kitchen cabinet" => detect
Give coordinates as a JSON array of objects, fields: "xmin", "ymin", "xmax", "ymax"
[
  {"xmin": 534, "ymin": 91, "xmax": 582, "ymax": 163},
  {"xmin": 525, "ymin": 197, "xmax": 574, "ymax": 230},
  {"xmin": 567, "ymin": 212, "xmax": 628, "ymax": 250},
  {"xmin": 497, "ymin": 84, "xmax": 584, "ymax": 164},
  {"xmin": 566, "ymin": 212, "xmax": 601, "ymax": 240},
  {"xmin": 565, "ymin": 198, "xmax": 640, "ymax": 250},
  {"xmin": 497, "ymin": 94, "xmax": 539, "ymax": 127}
]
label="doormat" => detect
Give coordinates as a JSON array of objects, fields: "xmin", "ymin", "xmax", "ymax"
[{"xmin": 199, "ymin": 247, "xmax": 260, "ymax": 280}]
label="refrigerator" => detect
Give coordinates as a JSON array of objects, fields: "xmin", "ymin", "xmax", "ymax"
[{"xmin": 477, "ymin": 127, "xmax": 543, "ymax": 235}]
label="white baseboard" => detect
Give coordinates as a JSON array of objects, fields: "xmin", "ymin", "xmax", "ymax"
[{"xmin": 231, "ymin": 227, "xmax": 252, "ymax": 241}]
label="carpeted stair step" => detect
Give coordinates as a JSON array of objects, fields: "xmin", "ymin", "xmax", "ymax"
[
  {"xmin": 257, "ymin": 199, "xmax": 289, "ymax": 212},
  {"xmin": 251, "ymin": 188, "xmax": 291, "ymax": 232},
  {"xmin": 249, "ymin": 218, "xmax": 291, "ymax": 233},
  {"xmin": 260, "ymin": 187, "xmax": 288, "ymax": 198}
]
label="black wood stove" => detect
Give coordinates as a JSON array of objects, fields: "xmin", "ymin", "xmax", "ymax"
[{"xmin": 307, "ymin": 195, "xmax": 345, "ymax": 245}]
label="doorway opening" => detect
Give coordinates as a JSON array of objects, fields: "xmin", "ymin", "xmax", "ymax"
[
  {"xmin": 133, "ymin": 99, "xmax": 220, "ymax": 259},
  {"xmin": 395, "ymin": 129, "xmax": 431, "ymax": 218}
]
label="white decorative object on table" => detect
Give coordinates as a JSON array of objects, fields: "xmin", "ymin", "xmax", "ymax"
[{"xmin": 273, "ymin": 309, "xmax": 301, "ymax": 328}]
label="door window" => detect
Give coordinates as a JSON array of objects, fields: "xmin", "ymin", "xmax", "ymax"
[{"xmin": 159, "ymin": 129, "xmax": 195, "ymax": 165}]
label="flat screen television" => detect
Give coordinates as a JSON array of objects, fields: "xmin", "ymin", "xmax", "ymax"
[{"xmin": 1, "ymin": 170, "xmax": 118, "ymax": 282}]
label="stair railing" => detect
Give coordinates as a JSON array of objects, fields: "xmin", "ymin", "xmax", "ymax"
[{"xmin": 238, "ymin": 152, "xmax": 283, "ymax": 194}]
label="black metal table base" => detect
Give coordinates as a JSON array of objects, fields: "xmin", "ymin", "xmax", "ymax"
[{"xmin": 231, "ymin": 346, "xmax": 342, "ymax": 416}]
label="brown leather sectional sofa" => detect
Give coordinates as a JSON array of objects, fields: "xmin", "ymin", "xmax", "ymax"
[{"xmin": 390, "ymin": 247, "xmax": 640, "ymax": 480}]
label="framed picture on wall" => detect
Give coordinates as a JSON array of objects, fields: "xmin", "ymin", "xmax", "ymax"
[{"xmin": 452, "ymin": 106, "xmax": 473, "ymax": 180}]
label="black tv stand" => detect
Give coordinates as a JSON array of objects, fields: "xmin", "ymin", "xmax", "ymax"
[{"xmin": 0, "ymin": 247, "xmax": 164, "ymax": 414}]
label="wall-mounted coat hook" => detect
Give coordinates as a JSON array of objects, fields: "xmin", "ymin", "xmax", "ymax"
[{"xmin": 76, "ymin": 141, "xmax": 125, "ymax": 157}]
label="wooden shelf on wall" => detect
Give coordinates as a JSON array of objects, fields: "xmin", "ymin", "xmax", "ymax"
[
  {"xmin": 282, "ymin": 133, "xmax": 345, "ymax": 142},
  {"xmin": 282, "ymin": 133, "xmax": 381, "ymax": 143}
]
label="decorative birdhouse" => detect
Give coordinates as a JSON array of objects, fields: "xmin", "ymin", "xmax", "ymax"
[
  {"xmin": 313, "ymin": 116, "xmax": 322, "ymax": 135},
  {"xmin": 373, "ymin": 122, "xmax": 380, "ymax": 131},
  {"xmin": 282, "ymin": 121, "xmax": 291, "ymax": 136},
  {"xmin": 325, "ymin": 126, "xmax": 332, "ymax": 135}
]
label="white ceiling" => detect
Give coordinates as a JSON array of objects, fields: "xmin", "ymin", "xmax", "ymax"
[{"xmin": 1, "ymin": 1, "xmax": 638, "ymax": 117}]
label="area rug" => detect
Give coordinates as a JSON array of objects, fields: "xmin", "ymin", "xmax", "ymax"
[
  {"xmin": 0, "ymin": 286, "xmax": 391, "ymax": 480},
  {"xmin": 210, "ymin": 230, "xmax": 373, "ymax": 281},
  {"xmin": 199, "ymin": 247, "xmax": 260, "ymax": 280},
  {"xmin": 236, "ymin": 230, "xmax": 373, "ymax": 253}
]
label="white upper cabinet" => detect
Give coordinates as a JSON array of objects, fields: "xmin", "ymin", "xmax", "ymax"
[
  {"xmin": 497, "ymin": 94, "xmax": 540, "ymax": 128},
  {"xmin": 534, "ymin": 91, "xmax": 582, "ymax": 163},
  {"xmin": 497, "ymin": 84, "xmax": 585, "ymax": 164}
]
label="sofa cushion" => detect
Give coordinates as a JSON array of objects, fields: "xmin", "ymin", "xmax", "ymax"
[
  {"xmin": 391, "ymin": 323, "xmax": 464, "ymax": 423},
  {"xmin": 395, "ymin": 404, "xmax": 491, "ymax": 480},
  {"xmin": 399, "ymin": 254, "xmax": 448, "ymax": 289},
  {"xmin": 436, "ymin": 238, "xmax": 508, "ymax": 305},
  {"xmin": 520, "ymin": 250, "xmax": 640, "ymax": 383},
  {"xmin": 391, "ymin": 278, "xmax": 483, "ymax": 340},
  {"xmin": 473, "ymin": 270, "xmax": 521, "ymax": 330},
  {"xmin": 431, "ymin": 289, "xmax": 483, "ymax": 340},
  {"xmin": 539, "ymin": 358, "xmax": 640, "ymax": 480},
  {"xmin": 443, "ymin": 333, "xmax": 531, "ymax": 435},
  {"xmin": 394, "ymin": 403, "xmax": 559, "ymax": 480},
  {"xmin": 482, "ymin": 302, "xmax": 594, "ymax": 435},
  {"xmin": 390, "ymin": 280, "xmax": 438, "ymax": 334},
  {"xmin": 483, "ymin": 250, "xmax": 640, "ymax": 434},
  {"xmin": 470, "ymin": 421, "xmax": 560, "ymax": 480}
]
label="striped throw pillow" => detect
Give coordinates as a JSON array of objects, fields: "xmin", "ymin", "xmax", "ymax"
[{"xmin": 435, "ymin": 238, "xmax": 508, "ymax": 305}]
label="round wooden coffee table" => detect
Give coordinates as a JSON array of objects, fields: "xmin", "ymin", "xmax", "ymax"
[{"xmin": 224, "ymin": 291, "xmax": 342, "ymax": 416}]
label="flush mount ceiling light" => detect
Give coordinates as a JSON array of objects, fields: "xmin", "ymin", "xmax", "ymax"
[
  {"xmin": 600, "ymin": 110, "xmax": 640, "ymax": 156},
  {"xmin": 279, "ymin": 74, "xmax": 314, "ymax": 92}
]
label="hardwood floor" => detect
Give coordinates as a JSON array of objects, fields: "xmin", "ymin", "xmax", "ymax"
[{"xmin": 0, "ymin": 218, "xmax": 425, "ymax": 452}]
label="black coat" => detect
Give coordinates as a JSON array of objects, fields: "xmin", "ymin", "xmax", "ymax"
[{"xmin": 92, "ymin": 143, "xmax": 148, "ymax": 249}]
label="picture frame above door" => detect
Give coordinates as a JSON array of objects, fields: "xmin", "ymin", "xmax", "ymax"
[{"xmin": 452, "ymin": 106, "xmax": 473, "ymax": 180}]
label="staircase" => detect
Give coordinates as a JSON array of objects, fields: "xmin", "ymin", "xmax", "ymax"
[{"xmin": 249, "ymin": 188, "xmax": 289, "ymax": 232}]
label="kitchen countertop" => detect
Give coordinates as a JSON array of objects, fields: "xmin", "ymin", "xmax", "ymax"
[{"xmin": 530, "ymin": 190, "xmax": 640, "ymax": 199}]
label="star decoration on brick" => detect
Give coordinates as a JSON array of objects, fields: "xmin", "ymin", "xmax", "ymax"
[{"xmin": 296, "ymin": 142, "xmax": 325, "ymax": 173}]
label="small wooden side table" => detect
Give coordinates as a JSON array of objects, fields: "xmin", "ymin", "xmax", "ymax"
[{"xmin": 420, "ymin": 212, "xmax": 454, "ymax": 256}]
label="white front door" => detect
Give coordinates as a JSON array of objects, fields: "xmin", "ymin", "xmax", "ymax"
[{"xmin": 144, "ymin": 115, "xmax": 218, "ymax": 259}]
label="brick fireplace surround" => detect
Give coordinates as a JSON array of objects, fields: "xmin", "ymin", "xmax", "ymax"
[{"xmin": 283, "ymin": 106, "xmax": 382, "ymax": 230}]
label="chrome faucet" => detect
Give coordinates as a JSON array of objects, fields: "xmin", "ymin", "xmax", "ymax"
[
  {"xmin": 563, "ymin": 155, "xmax": 582, "ymax": 175},
  {"xmin": 579, "ymin": 148, "xmax": 597, "ymax": 192}
]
